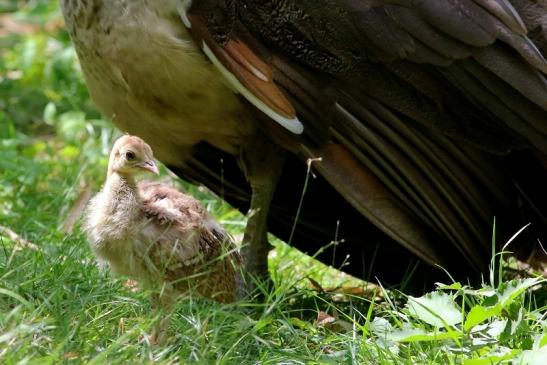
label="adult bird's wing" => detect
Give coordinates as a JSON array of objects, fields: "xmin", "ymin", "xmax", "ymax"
[{"xmin": 178, "ymin": 0, "xmax": 547, "ymax": 284}]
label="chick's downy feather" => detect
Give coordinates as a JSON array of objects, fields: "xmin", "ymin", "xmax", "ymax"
[{"xmin": 85, "ymin": 136, "xmax": 241, "ymax": 304}]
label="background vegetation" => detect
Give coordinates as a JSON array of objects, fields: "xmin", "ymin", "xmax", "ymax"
[{"xmin": 1, "ymin": 1, "xmax": 546, "ymax": 364}]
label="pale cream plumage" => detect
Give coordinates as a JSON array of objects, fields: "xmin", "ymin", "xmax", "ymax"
[{"xmin": 85, "ymin": 135, "xmax": 242, "ymax": 337}]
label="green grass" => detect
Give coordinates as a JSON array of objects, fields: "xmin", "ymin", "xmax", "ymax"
[
  {"xmin": 0, "ymin": 132, "xmax": 378, "ymax": 364},
  {"xmin": 0, "ymin": 140, "xmax": 545, "ymax": 364},
  {"xmin": 1, "ymin": 2, "xmax": 547, "ymax": 364}
]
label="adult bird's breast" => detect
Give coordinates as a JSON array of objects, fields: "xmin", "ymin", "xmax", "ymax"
[{"xmin": 63, "ymin": 0, "xmax": 256, "ymax": 166}]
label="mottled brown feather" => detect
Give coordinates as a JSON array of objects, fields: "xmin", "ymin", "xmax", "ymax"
[{"xmin": 138, "ymin": 180, "xmax": 241, "ymax": 303}]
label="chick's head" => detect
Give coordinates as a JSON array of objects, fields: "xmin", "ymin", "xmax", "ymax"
[{"xmin": 108, "ymin": 135, "xmax": 159, "ymax": 176}]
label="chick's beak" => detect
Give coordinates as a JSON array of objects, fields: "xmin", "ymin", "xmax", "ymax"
[{"xmin": 140, "ymin": 160, "xmax": 159, "ymax": 175}]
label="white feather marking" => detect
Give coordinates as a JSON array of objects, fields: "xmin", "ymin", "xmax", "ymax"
[
  {"xmin": 177, "ymin": 0, "xmax": 193, "ymax": 29},
  {"xmin": 249, "ymin": 65, "xmax": 269, "ymax": 82},
  {"xmin": 201, "ymin": 42, "xmax": 304, "ymax": 135}
]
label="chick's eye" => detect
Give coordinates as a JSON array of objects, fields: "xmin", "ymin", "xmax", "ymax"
[{"xmin": 125, "ymin": 151, "xmax": 135, "ymax": 161}]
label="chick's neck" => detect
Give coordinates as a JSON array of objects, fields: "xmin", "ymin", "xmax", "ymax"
[{"xmin": 103, "ymin": 171, "xmax": 139, "ymax": 215}]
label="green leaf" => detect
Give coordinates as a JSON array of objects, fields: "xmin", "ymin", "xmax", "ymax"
[
  {"xmin": 288, "ymin": 317, "xmax": 311, "ymax": 331},
  {"xmin": 514, "ymin": 346, "xmax": 547, "ymax": 365},
  {"xmin": 463, "ymin": 349, "xmax": 521, "ymax": 365},
  {"xmin": 385, "ymin": 327, "xmax": 462, "ymax": 343},
  {"xmin": 436, "ymin": 282, "xmax": 463, "ymax": 290},
  {"xmin": 498, "ymin": 278, "xmax": 543, "ymax": 310},
  {"xmin": 59, "ymin": 145, "xmax": 80, "ymax": 159},
  {"xmin": 500, "ymin": 308, "xmax": 527, "ymax": 342},
  {"xmin": 465, "ymin": 278, "xmax": 544, "ymax": 333},
  {"xmin": 464, "ymin": 305, "xmax": 500, "ymax": 331},
  {"xmin": 487, "ymin": 320, "xmax": 507, "ymax": 338},
  {"xmin": 57, "ymin": 111, "xmax": 86, "ymax": 142},
  {"xmin": 254, "ymin": 317, "xmax": 273, "ymax": 331},
  {"xmin": 21, "ymin": 37, "xmax": 39, "ymax": 70},
  {"xmin": 407, "ymin": 291, "xmax": 462, "ymax": 328},
  {"xmin": 43, "ymin": 101, "xmax": 56, "ymax": 125},
  {"xmin": 369, "ymin": 317, "xmax": 392, "ymax": 336}
]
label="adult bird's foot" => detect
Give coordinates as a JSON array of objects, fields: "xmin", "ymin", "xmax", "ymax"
[{"xmin": 239, "ymin": 235, "xmax": 273, "ymax": 299}]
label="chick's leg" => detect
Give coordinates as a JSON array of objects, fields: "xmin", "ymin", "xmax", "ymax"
[
  {"xmin": 149, "ymin": 286, "xmax": 177, "ymax": 345},
  {"xmin": 241, "ymin": 142, "xmax": 285, "ymax": 288}
]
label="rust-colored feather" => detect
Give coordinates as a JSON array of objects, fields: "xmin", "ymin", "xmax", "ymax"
[
  {"xmin": 187, "ymin": 13, "xmax": 296, "ymax": 120},
  {"xmin": 225, "ymin": 38, "xmax": 273, "ymax": 82}
]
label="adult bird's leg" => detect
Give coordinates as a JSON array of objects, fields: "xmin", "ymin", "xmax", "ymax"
[{"xmin": 241, "ymin": 140, "xmax": 285, "ymax": 290}]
